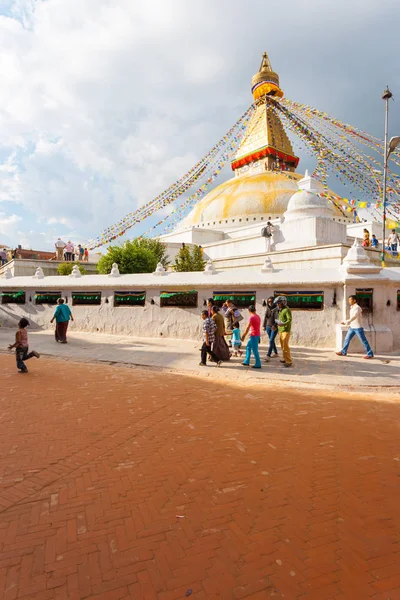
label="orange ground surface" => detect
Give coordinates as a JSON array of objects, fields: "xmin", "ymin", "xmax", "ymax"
[{"xmin": 0, "ymin": 355, "xmax": 400, "ymax": 600}]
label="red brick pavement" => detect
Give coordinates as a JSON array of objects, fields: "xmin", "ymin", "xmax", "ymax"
[{"xmin": 0, "ymin": 354, "xmax": 400, "ymax": 599}]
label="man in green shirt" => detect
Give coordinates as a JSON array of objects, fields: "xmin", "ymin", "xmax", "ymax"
[
  {"xmin": 275, "ymin": 296, "xmax": 292, "ymax": 367},
  {"xmin": 50, "ymin": 298, "xmax": 74, "ymax": 344}
]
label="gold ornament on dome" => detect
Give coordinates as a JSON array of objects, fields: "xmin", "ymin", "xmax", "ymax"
[{"xmin": 251, "ymin": 52, "xmax": 283, "ymax": 100}]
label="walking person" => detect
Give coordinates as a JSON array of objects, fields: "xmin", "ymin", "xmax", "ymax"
[
  {"xmin": 0, "ymin": 247, "xmax": 7, "ymax": 266},
  {"xmin": 8, "ymin": 318, "xmax": 40, "ymax": 373},
  {"xmin": 241, "ymin": 305, "xmax": 262, "ymax": 369},
  {"xmin": 211, "ymin": 305, "xmax": 231, "ymax": 361},
  {"xmin": 84, "ymin": 248, "xmax": 89, "ymax": 262},
  {"xmin": 275, "ymin": 296, "xmax": 293, "ymax": 367},
  {"xmin": 221, "ymin": 299, "xmax": 243, "ymax": 337},
  {"xmin": 231, "ymin": 321, "xmax": 243, "ymax": 357},
  {"xmin": 78, "ymin": 244, "xmax": 84, "ymax": 261},
  {"xmin": 199, "ymin": 310, "xmax": 222, "ymax": 367},
  {"xmin": 263, "ymin": 296, "xmax": 279, "ymax": 362},
  {"xmin": 262, "ymin": 220, "xmax": 275, "ymax": 252},
  {"xmin": 64, "ymin": 241, "xmax": 74, "ymax": 261},
  {"xmin": 55, "ymin": 237, "xmax": 66, "ymax": 261},
  {"xmin": 336, "ymin": 295, "xmax": 374, "ymax": 359},
  {"xmin": 207, "ymin": 298, "xmax": 214, "ymax": 317},
  {"xmin": 387, "ymin": 229, "xmax": 400, "ymax": 255},
  {"xmin": 362, "ymin": 228, "xmax": 370, "ymax": 247},
  {"xmin": 370, "ymin": 234, "xmax": 379, "ymax": 248},
  {"xmin": 50, "ymin": 298, "xmax": 74, "ymax": 343}
]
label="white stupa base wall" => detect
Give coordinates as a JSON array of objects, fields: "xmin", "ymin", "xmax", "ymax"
[{"xmin": 278, "ymin": 217, "xmax": 347, "ymax": 250}]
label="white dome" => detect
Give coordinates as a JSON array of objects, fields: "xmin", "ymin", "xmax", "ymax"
[{"xmin": 284, "ymin": 171, "xmax": 335, "ymax": 222}]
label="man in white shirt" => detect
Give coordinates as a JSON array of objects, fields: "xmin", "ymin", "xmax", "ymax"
[
  {"xmin": 336, "ymin": 295, "xmax": 374, "ymax": 359},
  {"xmin": 55, "ymin": 238, "xmax": 66, "ymax": 261},
  {"xmin": 387, "ymin": 229, "xmax": 400, "ymax": 253}
]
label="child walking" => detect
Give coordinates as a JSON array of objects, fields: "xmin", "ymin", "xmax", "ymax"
[
  {"xmin": 8, "ymin": 318, "xmax": 40, "ymax": 373},
  {"xmin": 231, "ymin": 321, "xmax": 243, "ymax": 357}
]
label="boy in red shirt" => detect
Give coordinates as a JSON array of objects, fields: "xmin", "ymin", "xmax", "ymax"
[{"xmin": 241, "ymin": 305, "xmax": 262, "ymax": 369}]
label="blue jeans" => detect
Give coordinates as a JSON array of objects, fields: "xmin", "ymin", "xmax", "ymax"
[
  {"xmin": 16, "ymin": 347, "xmax": 34, "ymax": 371},
  {"xmin": 266, "ymin": 326, "xmax": 278, "ymax": 356},
  {"xmin": 341, "ymin": 328, "xmax": 373, "ymax": 357},
  {"xmin": 244, "ymin": 336, "xmax": 261, "ymax": 368}
]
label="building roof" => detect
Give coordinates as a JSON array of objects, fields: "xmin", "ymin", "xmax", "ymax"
[{"xmin": 1, "ymin": 267, "xmax": 398, "ymax": 291}]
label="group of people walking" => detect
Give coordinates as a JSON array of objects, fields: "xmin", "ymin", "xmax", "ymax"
[
  {"xmin": 6, "ymin": 291, "xmax": 375, "ymax": 374},
  {"xmin": 362, "ymin": 227, "xmax": 400, "ymax": 255},
  {"xmin": 200, "ymin": 296, "xmax": 293, "ymax": 369}
]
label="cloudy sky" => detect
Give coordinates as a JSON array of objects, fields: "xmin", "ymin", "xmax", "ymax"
[{"xmin": 0, "ymin": 0, "xmax": 399, "ymax": 250}]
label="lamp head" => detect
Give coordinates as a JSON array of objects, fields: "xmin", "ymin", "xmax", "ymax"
[
  {"xmin": 388, "ymin": 136, "xmax": 400, "ymax": 153},
  {"xmin": 382, "ymin": 86, "xmax": 393, "ymax": 101}
]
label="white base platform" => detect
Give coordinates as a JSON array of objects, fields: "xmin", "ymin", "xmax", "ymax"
[{"xmin": 335, "ymin": 324, "xmax": 393, "ymax": 354}]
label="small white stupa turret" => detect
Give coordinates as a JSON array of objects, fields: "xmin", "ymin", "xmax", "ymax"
[
  {"xmin": 341, "ymin": 238, "xmax": 381, "ymax": 274},
  {"xmin": 204, "ymin": 259, "xmax": 216, "ymax": 275},
  {"xmin": 3, "ymin": 267, "xmax": 13, "ymax": 279},
  {"xmin": 283, "ymin": 170, "xmax": 334, "ymax": 222},
  {"xmin": 33, "ymin": 266, "xmax": 45, "ymax": 279},
  {"xmin": 277, "ymin": 171, "xmax": 347, "ymax": 250},
  {"xmin": 109, "ymin": 263, "xmax": 120, "ymax": 277},
  {"xmin": 261, "ymin": 256, "xmax": 274, "ymax": 273},
  {"xmin": 153, "ymin": 262, "xmax": 166, "ymax": 276},
  {"xmin": 69, "ymin": 265, "xmax": 82, "ymax": 278}
]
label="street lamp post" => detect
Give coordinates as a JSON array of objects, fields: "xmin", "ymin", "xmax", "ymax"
[
  {"xmin": 381, "ymin": 86, "xmax": 392, "ymax": 266},
  {"xmin": 381, "ymin": 87, "xmax": 400, "ymax": 266}
]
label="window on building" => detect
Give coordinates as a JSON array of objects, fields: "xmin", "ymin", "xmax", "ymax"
[
  {"xmin": 34, "ymin": 291, "xmax": 61, "ymax": 305},
  {"xmin": 212, "ymin": 291, "xmax": 256, "ymax": 308},
  {"xmin": 160, "ymin": 290, "xmax": 198, "ymax": 308},
  {"xmin": 114, "ymin": 291, "xmax": 146, "ymax": 307},
  {"xmin": 1, "ymin": 290, "xmax": 25, "ymax": 304},
  {"xmin": 355, "ymin": 288, "xmax": 373, "ymax": 313},
  {"xmin": 72, "ymin": 292, "xmax": 101, "ymax": 306},
  {"xmin": 274, "ymin": 291, "xmax": 324, "ymax": 310}
]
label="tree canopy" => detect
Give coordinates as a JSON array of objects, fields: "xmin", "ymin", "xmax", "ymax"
[
  {"xmin": 174, "ymin": 244, "xmax": 206, "ymax": 272},
  {"xmin": 57, "ymin": 262, "xmax": 86, "ymax": 276},
  {"xmin": 96, "ymin": 238, "xmax": 169, "ymax": 275}
]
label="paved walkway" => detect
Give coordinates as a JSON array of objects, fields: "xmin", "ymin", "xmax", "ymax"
[
  {"xmin": 0, "ymin": 328, "xmax": 399, "ymax": 391},
  {"xmin": 1, "ymin": 355, "xmax": 400, "ymax": 599}
]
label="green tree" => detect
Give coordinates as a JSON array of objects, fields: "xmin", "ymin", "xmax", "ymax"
[
  {"xmin": 96, "ymin": 238, "xmax": 167, "ymax": 274},
  {"xmin": 174, "ymin": 245, "xmax": 206, "ymax": 272},
  {"xmin": 57, "ymin": 262, "xmax": 86, "ymax": 276},
  {"xmin": 132, "ymin": 238, "xmax": 169, "ymax": 268},
  {"xmin": 191, "ymin": 245, "xmax": 206, "ymax": 271}
]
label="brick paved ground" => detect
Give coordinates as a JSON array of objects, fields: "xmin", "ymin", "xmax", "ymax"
[{"xmin": 1, "ymin": 355, "xmax": 400, "ymax": 600}]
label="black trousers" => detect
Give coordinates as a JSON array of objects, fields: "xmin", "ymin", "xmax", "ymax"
[{"xmin": 201, "ymin": 342, "xmax": 220, "ymax": 364}]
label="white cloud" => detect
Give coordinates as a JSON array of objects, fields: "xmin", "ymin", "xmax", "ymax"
[{"xmin": 0, "ymin": 0, "xmax": 399, "ymax": 249}]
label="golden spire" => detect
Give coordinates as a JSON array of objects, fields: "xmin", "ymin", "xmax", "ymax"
[
  {"xmin": 251, "ymin": 51, "xmax": 283, "ymax": 101},
  {"xmin": 231, "ymin": 52, "xmax": 298, "ymax": 173}
]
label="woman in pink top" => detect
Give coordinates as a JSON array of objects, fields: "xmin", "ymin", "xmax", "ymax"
[{"xmin": 241, "ymin": 305, "xmax": 262, "ymax": 369}]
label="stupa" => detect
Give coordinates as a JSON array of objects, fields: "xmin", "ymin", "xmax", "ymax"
[
  {"xmin": 160, "ymin": 52, "xmax": 351, "ymax": 265},
  {"xmin": 174, "ymin": 53, "xmax": 347, "ymax": 231}
]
